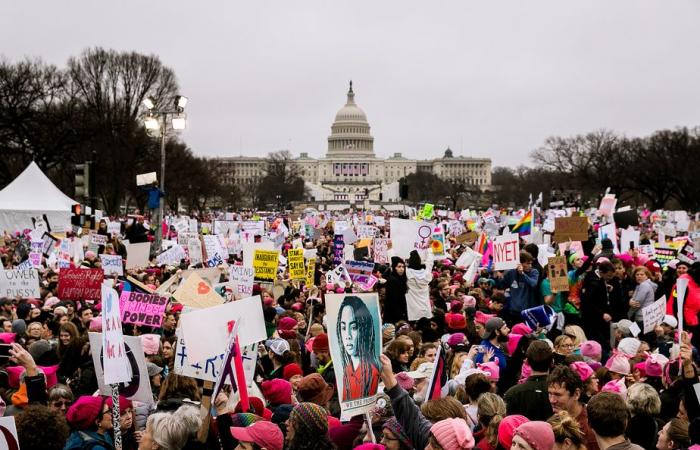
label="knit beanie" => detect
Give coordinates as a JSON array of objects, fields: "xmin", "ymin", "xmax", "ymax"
[
  {"xmin": 66, "ymin": 396, "xmax": 105, "ymax": 430},
  {"xmin": 312, "ymin": 333, "xmax": 330, "ymax": 352},
  {"xmin": 644, "ymin": 353, "xmax": 669, "ymax": 378},
  {"xmin": 605, "ymin": 350, "xmax": 631, "ymax": 375},
  {"xmin": 283, "ymin": 363, "xmax": 303, "ymax": 381},
  {"xmin": 477, "ymin": 360, "xmax": 500, "ymax": 381},
  {"xmin": 601, "ymin": 378, "xmax": 628, "ymax": 399},
  {"xmin": 511, "ymin": 323, "xmax": 533, "ymax": 336},
  {"xmin": 498, "ymin": 415, "xmax": 529, "ymax": 449},
  {"xmin": 278, "ymin": 317, "xmax": 298, "ymax": 339},
  {"xmin": 514, "ymin": 421, "xmax": 555, "ymax": 450},
  {"xmin": 291, "ymin": 402, "xmax": 328, "ymax": 435},
  {"xmin": 395, "ymin": 372, "xmax": 415, "ymax": 391},
  {"xmin": 580, "ymin": 340, "xmax": 602, "ymax": 360},
  {"xmin": 569, "ymin": 361, "xmax": 594, "ymax": 382},
  {"xmin": 261, "ymin": 378, "xmax": 293, "ymax": 406},
  {"xmin": 382, "ymin": 418, "xmax": 412, "ymax": 449},
  {"xmin": 430, "ymin": 418, "xmax": 475, "ymax": 450},
  {"xmin": 617, "ymin": 337, "xmax": 641, "ymax": 357}
]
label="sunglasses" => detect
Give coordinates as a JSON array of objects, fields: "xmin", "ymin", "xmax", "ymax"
[{"xmin": 51, "ymin": 400, "xmax": 72, "ymax": 408}]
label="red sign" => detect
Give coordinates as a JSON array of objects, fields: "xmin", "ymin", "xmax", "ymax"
[{"xmin": 57, "ymin": 268, "xmax": 104, "ymax": 301}]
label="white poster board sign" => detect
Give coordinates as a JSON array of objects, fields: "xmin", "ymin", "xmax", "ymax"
[
  {"xmin": 492, "ymin": 235, "xmax": 520, "ymax": 271},
  {"xmin": 642, "ymin": 296, "xmax": 667, "ymax": 334},
  {"xmin": 0, "ymin": 269, "xmax": 40, "ymax": 298},
  {"xmin": 100, "ymin": 254, "xmax": 124, "ymax": 277}
]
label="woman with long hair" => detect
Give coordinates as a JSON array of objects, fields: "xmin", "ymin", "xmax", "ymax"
[
  {"xmin": 384, "ymin": 336, "xmax": 414, "ymax": 374},
  {"xmin": 547, "ymin": 411, "xmax": 587, "ymax": 450},
  {"xmin": 474, "ymin": 392, "xmax": 506, "ymax": 450},
  {"xmin": 335, "ymin": 295, "xmax": 380, "ymax": 401},
  {"xmin": 57, "ymin": 322, "xmax": 85, "ymax": 382},
  {"xmin": 384, "ymin": 257, "xmax": 408, "ymax": 324}
]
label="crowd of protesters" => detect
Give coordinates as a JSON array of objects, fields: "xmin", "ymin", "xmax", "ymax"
[{"xmin": 0, "ymin": 209, "xmax": 699, "ymax": 450}]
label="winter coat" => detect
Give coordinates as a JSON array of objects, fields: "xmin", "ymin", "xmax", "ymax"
[
  {"xmin": 628, "ymin": 279, "xmax": 657, "ymax": 321},
  {"xmin": 405, "ymin": 251, "xmax": 434, "ymax": 321}
]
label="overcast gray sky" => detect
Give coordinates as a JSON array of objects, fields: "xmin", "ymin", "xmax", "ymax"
[{"xmin": 3, "ymin": 1, "xmax": 700, "ymax": 167}]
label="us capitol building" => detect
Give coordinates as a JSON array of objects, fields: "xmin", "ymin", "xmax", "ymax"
[{"xmin": 216, "ymin": 82, "xmax": 491, "ymax": 208}]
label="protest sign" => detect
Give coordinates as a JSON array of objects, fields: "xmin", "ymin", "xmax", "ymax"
[
  {"xmin": 598, "ymin": 194, "xmax": 617, "ymax": 217},
  {"xmin": 89, "ymin": 333, "xmax": 153, "ymax": 404},
  {"xmin": 389, "ymin": 218, "xmax": 433, "ymax": 259},
  {"xmin": 187, "ymin": 238, "xmax": 203, "ymax": 266},
  {"xmin": 345, "ymin": 260, "xmax": 375, "ymax": 286},
  {"xmin": 125, "ymin": 242, "xmax": 151, "ymax": 269},
  {"xmin": 431, "ymin": 226, "xmax": 446, "ymax": 258},
  {"xmin": 620, "ymin": 228, "xmax": 641, "ymax": 254},
  {"xmin": 119, "ymin": 291, "xmax": 168, "ymax": 327},
  {"xmin": 288, "ymin": 248, "xmax": 305, "ymax": 280},
  {"xmin": 357, "ymin": 225, "xmax": 378, "ymax": 239},
  {"xmin": 372, "ymin": 238, "xmax": 389, "ymax": 264},
  {"xmin": 333, "ymin": 234, "xmax": 345, "ymax": 266},
  {"xmin": 28, "ymin": 251, "xmax": 42, "ymax": 269},
  {"xmin": 613, "ymin": 209, "xmax": 639, "ymax": 229},
  {"xmin": 0, "ymin": 416, "xmax": 19, "ymax": 449},
  {"xmin": 101, "ymin": 282, "xmax": 132, "ymax": 384},
  {"xmin": 333, "ymin": 220, "xmax": 350, "ymax": 234},
  {"xmin": 558, "ymin": 241, "xmax": 584, "ymax": 259},
  {"xmin": 421, "ymin": 203, "xmax": 434, "ymax": 219},
  {"xmin": 598, "ymin": 223, "xmax": 618, "ymax": 253},
  {"xmin": 107, "ymin": 221, "xmax": 122, "ymax": 236},
  {"xmin": 305, "ymin": 258, "xmax": 316, "ymax": 287},
  {"xmin": 90, "ymin": 233, "xmax": 108, "ymax": 247},
  {"xmin": 642, "ymin": 296, "xmax": 667, "ymax": 334},
  {"xmin": 16, "ymin": 259, "xmax": 32, "ymax": 271},
  {"xmin": 242, "ymin": 220, "xmax": 265, "ymax": 235},
  {"xmin": 455, "ymin": 247, "xmax": 481, "ymax": 269},
  {"xmin": 172, "ymin": 273, "xmax": 224, "ymax": 309},
  {"xmin": 180, "ymin": 268, "xmax": 221, "ymax": 286},
  {"xmin": 253, "ymin": 249, "xmax": 279, "ymax": 281},
  {"xmin": 455, "ymin": 231, "xmax": 477, "ymax": 245},
  {"xmin": 547, "ymin": 256, "xmax": 569, "ymax": 292},
  {"xmin": 242, "ymin": 240, "xmax": 274, "ymax": 267},
  {"xmin": 156, "ymin": 244, "xmax": 186, "ymax": 266},
  {"xmin": 177, "ymin": 231, "xmax": 197, "ymax": 246},
  {"xmin": 213, "ymin": 220, "xmax": 238, "ymax": 238},
  {"xmin": 678, "ymin": 241, "xmax": 696, "ymax": 265},
  {"xmin": 100, "ymin": 254, "xmax": 124, "ymax": 276},
  {"xmin": 41, "ymin": 232, "xmax": 59, "ymax": 256},
  {"xmin": 179, "ymin": 295, "xmax": 265, "ymax": 363},
  {"xmin": 0, "ymin": 269, "xmax": 40, "ymax": 298},
  {"xmin": 229, "ymin": 265, "xmax": 255, "ymax": 297},
  {"xmin": 653, "ymin": 244, "xmax": 678, "ymax": 267},
  {"xmin": 203, "ymin": 235, "xmax": 226, "ymax": 262},
  {"xmin": 492, "ymin": 235, "xmax": 520, "ymax": 271},
  {"xmin": 325, "ymin": 293, "xmax": 382, "ymax": 416},
  {"xmin": 554, "ymin": 217, "xmax": 589, "ymax": 242},
  {"xmin": 57, "ymin": 268, "xmax": 103, "ymax": 301}
]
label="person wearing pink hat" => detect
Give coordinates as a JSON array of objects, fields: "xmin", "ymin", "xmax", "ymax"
[
  {"xmin": 605, "ymin": 350, "xmax": 631, "ymax": 379},
  {"xmin": 230, "ymin": 420, "xmax": 284, "ymax": 450},
  {"xmin": 427, "ymin": 417, "xmax": 475, "ymax": 450},
  {"xmin": 546, "ymin": 366, "xmax": 599, "ymax": 450},
  {"xmin": 569, "ymin": 361, "xmax": 598, "ymax": 400},
  {"xmin": 497, "ymin": 415, "xmax": 529, "ymax": 449},
  {"xmin": 473, "ymin": 311, "xmax": 495, "ymax": 338},
  {"xmin": 511, "ymin": 421, "xmax": 555, "ymax": 450},
  {"xmin": 476, "ymin": 360, "xmax": 500, "ymax": 390}
]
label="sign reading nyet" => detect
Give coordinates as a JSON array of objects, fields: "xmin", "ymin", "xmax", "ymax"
[
  {"xmin": 492, "ymin": 235, "xmax": 520, "ymax": 271},
  {"xmin": 0, "ymin": 269, "xmax": 40, "ymax": 298}
]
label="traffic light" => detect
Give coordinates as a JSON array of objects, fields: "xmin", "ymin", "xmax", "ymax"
[
  {"xmin": 75, "ymin": 163, "xmax": 90, "ymax": 200},
  {"xmin": 71, "ymin": 204, "xmax": 83, "ymax": 227}
]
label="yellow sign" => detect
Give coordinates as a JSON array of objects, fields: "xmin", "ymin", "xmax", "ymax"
[
  {"xmin": 288, "ymin": 248, "xmax": 305, "ymax": 280},
  {"xmin": 253, "ymin": 249, "xmax": 280, "ymax": 281},
  {"xmin": 305, "ymin": 258, "xmax": 316, "ymax": 287}
]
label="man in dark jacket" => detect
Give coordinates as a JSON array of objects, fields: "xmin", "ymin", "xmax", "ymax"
[
  {"xmin": 503, "ymin": 340, "xmax": 553, "ymax": 421},
  {"xmin": 581, "ymin": 260, "xmax": 615, "ymax": 354}
]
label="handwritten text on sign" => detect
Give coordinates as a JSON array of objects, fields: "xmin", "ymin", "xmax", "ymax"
[
  {"xmin": 102, "ymin": 283, "xmax": 132, "ymax": 384},
  {"xmin": 0, "ymin": 269, "xmax": 40, "ymax": 298},
  {"xmin": 119, "ymin": 291, "xmax": 168, "ymax": 327},
  {"xmin": 287, "ymin": 248, "xmax": 305, "ymax": 280},
  {"xmin": 57, "ymin": 268, "xmax": 104, "ymax": 300},
  {"xmin": 229, "ymin": 266, "xmax": 254, "ymax": 297},
  {"xmin": 493, "ymin": 235, "xmax": 520, "ymax": 271},
  {"xmin": 642, "ymin": 296, "xmax": 667, "ymax": 334},
  {"xmin": 253, "ymin": 249, "xmax": 279, "ymax": 281}
]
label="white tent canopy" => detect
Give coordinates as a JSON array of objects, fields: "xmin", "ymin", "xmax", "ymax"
[{"xmin": 0, "ymin": 161, "xmax": 77, "ymax": 233}]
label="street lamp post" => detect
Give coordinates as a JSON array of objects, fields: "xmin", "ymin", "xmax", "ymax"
[{"xmin": 143, "ymin": 95, "xmax": 188, "ymax": 253}]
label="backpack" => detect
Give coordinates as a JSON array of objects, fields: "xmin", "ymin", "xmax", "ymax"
[{"xmin": 64, "ymin": 432, "xmax": 115, "ymax": 450}]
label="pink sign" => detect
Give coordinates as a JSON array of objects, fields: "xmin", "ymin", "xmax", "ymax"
[{"xmin": 119, "ymin": 291, "xmax": 168, "ymax": 327}]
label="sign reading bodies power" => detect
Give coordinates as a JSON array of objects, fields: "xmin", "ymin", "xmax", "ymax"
[
  {"xmin": 119, "ymin": 291, "xmax": 168, "ymax": 327},
  {"xmin": 57, "ymin": 268, "xmax": 104, "ymax": 300},
  {"xmin": 492, "ymin": 235, "xmax": 520, "ymax": 271},
  {"xmin": 0, "ymin": 269, "xmax": 40, "ymax": 298}
]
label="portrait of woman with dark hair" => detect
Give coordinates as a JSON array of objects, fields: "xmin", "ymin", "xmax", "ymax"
[{"xmin": 335, "ymin": 295, "xmax": 381, "ymax": 401}]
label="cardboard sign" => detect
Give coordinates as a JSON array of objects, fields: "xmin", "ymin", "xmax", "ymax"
[
  {"xmin": 0, "ymin": 269, "xmax": 40, "ymax": 298},
  {"xmin": 100, "ymin": 254, "xmax": 124, "ymax": 276},
  {"xmin": 156, "ymin": 244, "xmax": 187, "ymax": 266},
  {"xmin": 173, "ymin": 273, "xmax": 224, "ymax": 309},
  {"xmin": 492, "ymin": 235, "xmax": 520, "ymax": 271},
  {"xmin": 229, "ymin": 266, "xmax": 255, "ymax": 298},
  {"xmin": 372, "ymin": 238, "xmax": 389, "ymax": 264},
  {"xmin": 89, "ymin": 333, "xmax": 153, "ymax": 404},
  {"xmin": 0, "ymin": 416, "xmax": 19, "ymax": 450},
  {"xmin": 125, "ymin": 242, "xmax": 151, "ymax": 270},
  {"xmin": 554, "ymin": 217, "xmax": 589, "ymax": 242},
  {"xmin": 642, "ymin": 296, "xmax": 667, "ymax": 334},
  {"xmin": 253, "ymin": 249, "xmax": 279, "ymax": 281},
  {"xmin": 456, "ymin": 231, "xmax": 477, "ymax": 245},
  {"xmin": 119, "ymin": 291, "xmax": 168, "ymax": 327},
  {"xmin": 547, "ymin": 256, "xmax": 569, "ymax": 292},
  {"xmin": 179, "ymin": 295, "xmax": 266, "ymax": 363},
  {"xmin": 389, "ymin": 218, "xmax": 433, "ymax": 259},
  {"xmin": 287, "ymin": 248, "xmax": 305, "ymax": 280},
  {"xmin": 187, "ymin": 238, "xmax": 203, "ymax": 266},
  {"xmin": 306, "ymin": 258, "xmax": 316, "ymax": 287},
  {"xmin": 325, "ymin": 293, "xmax": 382, "ymax": 416},
  {"xmin": 101, "ymin": 283, "xmax": 132, "ymax": 384},
  {"xmin": 57, "ymin": 268, "xmax": 104, "ymax": 301}
]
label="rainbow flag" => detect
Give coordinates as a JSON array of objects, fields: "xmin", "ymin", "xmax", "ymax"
[
  {"xmin": 475, "ymin": 232, "xmax": 488, "ymax": 255},
  {"xmin": 511, "ymin": 210, "xmax": 532, "ymax": 235}
]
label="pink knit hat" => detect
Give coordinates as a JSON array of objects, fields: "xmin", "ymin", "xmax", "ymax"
[
  {"xmin": 569, "ymin": 361, "xmax": 594, "ymax": 381},
  {"xmin": 395, "ymin": 372, "xmax": 415, "ymax": 391},
  {"xmin": 579, "ymin": 340, "xmax": 602, "ymax": 359},
  {"xmin": 644, "ymin": 353, "xmax": 669, "ymax": 378},
  {"xmin": 477, "ymin": 359, "xmax": 500, "ymax": 381},
  {"xmin": 140, "ymin": 334, "xmax": 161, "ymax": 356},
  {"xmin": 507, "ymin": 333, "xmax": 523, "ymax": 355},
  {"xmin": 514, "ymin": 421, "xmax": 555, "ymax": 450},
  {"xmin": 498, "ymin": 415, "xmax": 529, "ymax": 449},
  {"xmin": 447, "ymin": 333, "xmax": 466, "ymax": 348},
  {"xmin": 601, "ymin": 378, "xmax": 627, "ymax": 399},
  {"xmin": 430, "ymin": 418, "xmax": 475, "ymax": 450},
  {"xmin": 605, "ymin": 350, "xmax": 631, "ymax": 376},
  {"xmin": 511, "ymin": 323, "xmax": 532, "ymax": 336}
]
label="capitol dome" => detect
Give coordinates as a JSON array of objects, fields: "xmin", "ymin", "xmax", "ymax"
[{"xmin": 327, "ymin": 81, "xmax": 375, "ymax": 158}]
